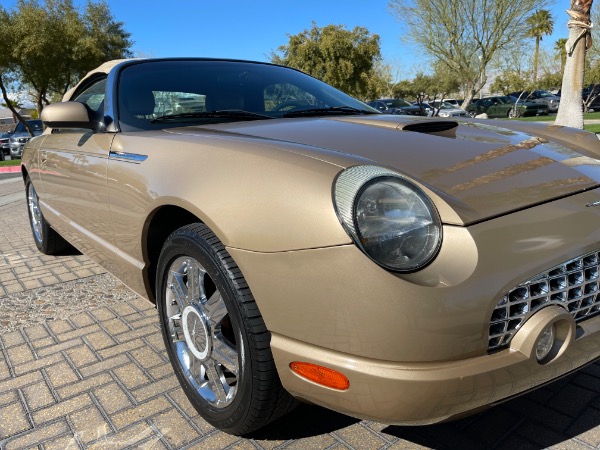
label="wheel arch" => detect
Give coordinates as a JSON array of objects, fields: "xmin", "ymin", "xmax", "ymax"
[
  {"xmin": 143, "ymin": 204, "xmax": 205, "ymax": 303},
  {"xmin": 21, "ymin": 165, "xmax": 29, "ymax": 184}
]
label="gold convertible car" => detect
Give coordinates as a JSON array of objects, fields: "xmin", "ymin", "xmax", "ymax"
[{"xmin": 21, "ymin": 58, "xmax": 600, "ymax": 435}]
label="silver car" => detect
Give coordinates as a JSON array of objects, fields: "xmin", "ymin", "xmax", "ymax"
[{"xmin": 9, "ymin": 119, "xmax": 43, "ymax": 159}]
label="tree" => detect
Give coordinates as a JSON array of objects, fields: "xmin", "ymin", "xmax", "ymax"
[
  {"xmin": 390, "ymin": 64, "xmax": 460, "ymax": 116},
  {"xmin": 388, "ymin": 0, "xmax": 553, "ymax": 108},
  {"xmin": 490, "ymin": 71, "xmax": 532, "ymax": 94},
  {"xmin": 0, "ymin": 6, "xmax": 33, "ymax": 134},
  {"xmin": 555, "ymin": 38, "xmax": 569, "ymax": 73},
  {"xmin": 538, "ymin": 71, "xmax": 563, "ymax": 90},
  {"xmin": 272, "ymin": 23, "xmax": 383, "ymax": 100},
  {"xmin": 555, "ymin": 0, "xmax": 594, "ymax": 128},
  {"xmin": 0, "ymin": 0, "xmax": 132, "ymax": 118},
  {"xmin": 526, "ymin": 10, "xmax": 555, "ymax": 84},
  {"xmin": 410, "ymin": 68, "xmax": 461, "ymax": 115}
]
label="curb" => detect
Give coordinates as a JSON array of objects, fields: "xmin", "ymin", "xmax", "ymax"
[{"xmin": 0, "ymin": 165, "xmax": 21, "ymax": 173}]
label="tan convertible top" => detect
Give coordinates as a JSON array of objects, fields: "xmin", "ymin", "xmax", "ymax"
[{"xmin": 62, "ymin": 59, "xmax": 134, "ymax": 101}]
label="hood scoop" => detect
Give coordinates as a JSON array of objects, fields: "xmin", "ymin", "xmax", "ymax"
[{"xmin": 400, "ymin": 120, "xmax": 459, "ymax": 137}]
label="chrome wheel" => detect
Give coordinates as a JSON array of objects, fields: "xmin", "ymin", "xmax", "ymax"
[
  {"xmin": 157, "ymin": 223, "xmax": 296, "ymax": 434},
  {"xmin": 164, "ymin": 256, "xmax": 239, "ymax": 408},
  {"xmin": 28, "ymin": 182, "xmax": 43, "ymax": 244}
]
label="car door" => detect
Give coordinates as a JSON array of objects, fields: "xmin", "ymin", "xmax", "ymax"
[
  {"xmin": 38, "ymin": 77, "xmax": 117, "ymax": 262},
  {"xmin": 487, "ymin": 98, "xmax": 507, "ymax": 118}
]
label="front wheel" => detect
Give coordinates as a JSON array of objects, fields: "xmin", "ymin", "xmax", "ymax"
[
  {"xmin": 26, "ymin": 177, "xmax": 70, "ymax": 255},
  {"xmin": 156, "ymin": 223, "xmax": 295, "ymax": 435}
]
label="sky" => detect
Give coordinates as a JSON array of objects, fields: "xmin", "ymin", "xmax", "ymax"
[{"xmin": 1, "ymin": 0, "xmax": 577, "ymax": 79}]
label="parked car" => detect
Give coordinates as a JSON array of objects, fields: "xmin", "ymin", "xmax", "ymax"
[
  {"xmin": 509, "ymin": 90, "xmax": 560, "ymax": 113},
  {"xmin": 467, "ymin": 95, "xmax": 548, "ymax": 118},
  {"xmin": 442, "ymin": 98, "xmax": 461, "ymax": 107},
  {"xmin": 9, "ymin": 119, "xmax": 43, "ymax": 159},
  {"xmin": 0, "ymin": 131, "xmax": 12, "ymax": 160},
  {"xmin": 411, "ymin": 101, "xmax": 433, "ymax": 116},
  {"xmin": 429, "ymin": 100, "xmax": 470, "ymax": 118},
  {"xmin": 23, "ymin": 58, "xmax": 600, "ymax": 435},
  {"xmin": 367, "ymin": 98, "xmax": 427, "ymax": 116},
  {"xmin": 556, "ymin": 86, "xmax": 600, "ymax": 112},
  {"xmin": 582, "ymin": 85, "xmax": 600, "ymax": 111}
]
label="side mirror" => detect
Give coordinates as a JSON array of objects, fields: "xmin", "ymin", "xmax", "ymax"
[{"xmin": 41, "ymin": 102, "xmax": 99, "ymax": 130}]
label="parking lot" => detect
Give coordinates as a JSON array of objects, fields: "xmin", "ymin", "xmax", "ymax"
[{"xmin": 2, "ymin": 174, "xmax": 600, "ymax": 449}]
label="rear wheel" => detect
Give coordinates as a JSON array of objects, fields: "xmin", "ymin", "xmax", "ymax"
[
  {"xmin": 156, "ymin": 223, "xmax": 296, "ymax": 435},
  {"xmin": 26, "ymin": 177, "xmax": 70, "ymax": 255}
]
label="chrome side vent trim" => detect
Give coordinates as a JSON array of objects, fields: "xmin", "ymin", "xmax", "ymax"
[{"xmin": 109, "ymin": 151, "xmax": 148, "ymax": 163}]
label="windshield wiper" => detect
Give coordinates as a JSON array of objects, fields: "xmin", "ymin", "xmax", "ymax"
[
  {"xmin": 282, "ymin": 106, "xmax": 378, "ymax": 118},
  {"xmin": 151, "ymin": 110, "xmax": 274, "ymax": 123}
]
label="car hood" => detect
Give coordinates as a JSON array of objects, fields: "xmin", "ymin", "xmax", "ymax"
[{"xmin": 169, "ymin": 115, "xmax": 600, "ymax": 225}]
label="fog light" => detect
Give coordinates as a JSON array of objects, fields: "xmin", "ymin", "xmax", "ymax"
[{"xmin": 536, "ymin": 324, "xmax": 555, "ymax": 362}]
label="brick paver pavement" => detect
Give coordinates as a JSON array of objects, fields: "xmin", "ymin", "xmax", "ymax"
[{"xmin": 3, "ymin": 176, "xmax": 600, "ymax": 449}]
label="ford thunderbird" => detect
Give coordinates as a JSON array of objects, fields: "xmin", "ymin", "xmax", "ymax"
[{"xmin": 21, "ymin": 58, "xmax": 600, "ymax": 435}]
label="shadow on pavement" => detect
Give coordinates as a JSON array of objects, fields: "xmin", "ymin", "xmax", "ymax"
[
  {"xmin": 384, "ymin": 369, "xmax": 600, "ymax": 449},
  {"xmin": 248, "ymin": 403, "xmax": 359, "ymax": 440}
]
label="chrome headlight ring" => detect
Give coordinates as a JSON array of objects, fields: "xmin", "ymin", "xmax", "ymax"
[{"xmin": 334, "ymin": 165, "xmax": 442, "ymax": 272}]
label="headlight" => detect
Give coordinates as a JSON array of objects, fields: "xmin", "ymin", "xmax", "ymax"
[{"xmin": 334, "ymin": 165, "xmax": 442, "ymax": 272}]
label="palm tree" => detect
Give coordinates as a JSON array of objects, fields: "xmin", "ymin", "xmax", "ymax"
[
  {"xmin": 555, "ymin": 0, "xmax": 594, "ymax": 129},
  {"xmin": 554, "ymin": 38, "xmax": 568, "ymax": 74},
  {"xmin": 526, "ymin": 9, "xmax": 554, "ymax": 84}
]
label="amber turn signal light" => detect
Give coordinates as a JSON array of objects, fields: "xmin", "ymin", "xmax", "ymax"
[{"xmin": 290, "ymin": 361, "xmax": 350, "ymax": 390}]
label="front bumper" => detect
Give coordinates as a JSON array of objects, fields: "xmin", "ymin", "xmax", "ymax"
[
  {"xmin": 228, "ymin": 187, "xmax": 600, "ymax": 424},
  {"xmin": 10, "ymin": 144, "xmax": 25, "ymax": 158},
  {"xmin": 271, "ymin": 306, "xmax": 598, "ymax": 424}
]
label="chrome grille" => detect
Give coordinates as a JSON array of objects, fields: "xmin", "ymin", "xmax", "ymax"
[{"xmin": 488, "ymin": 250, "xmax": 600, "ymax": 351}]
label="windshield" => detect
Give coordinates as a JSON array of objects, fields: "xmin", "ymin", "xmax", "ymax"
[
  {"xmin": 382, "ymin": 99, "xmax": 411, "ymax": 108},
  {"xmin": 535, "ymin": 91, "xmax": 554, "ymax": 98},
  {"xmin": 14, "ymin": 120, "xmax": 43, "ymax": 133},
  {"xmin": 117, "ymin": 60, "xmax": 377, "ymax": 131},
  {"xmin": 433, "ymin": 102, "xmax": 456, "ymax": 110}
]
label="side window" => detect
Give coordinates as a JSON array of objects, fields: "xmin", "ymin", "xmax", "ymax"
[
  {"xmin": 73, "ymin": 78, "xmax": 107, "ymax": 112},
  {"xmin": 264, "ymin": 83, "xmax": 319, "ymax": 112}
]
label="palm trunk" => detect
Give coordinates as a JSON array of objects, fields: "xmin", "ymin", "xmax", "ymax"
[
  {"xmin": 533, "ymin": 37, "xmax": 540, "ymax": 84},
  {"xmin": 555, "ymin": 0, "xmax": 594, "ymax": 129}
]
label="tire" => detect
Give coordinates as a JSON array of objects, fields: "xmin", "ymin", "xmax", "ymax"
[
  {"xmin": 468, "ymin": 110, "xmax": 477, "ymax": 118},
  {"xmin": 26, "ymin": 177, "xmax": 70, "ymax": 255},
  {"xmin": 156, "ymin": 223, "xmax": 296, "ymax": 435},
  {"xmin": 508, "ymin": 108, "xmax": 520, "ymax": 118}
]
